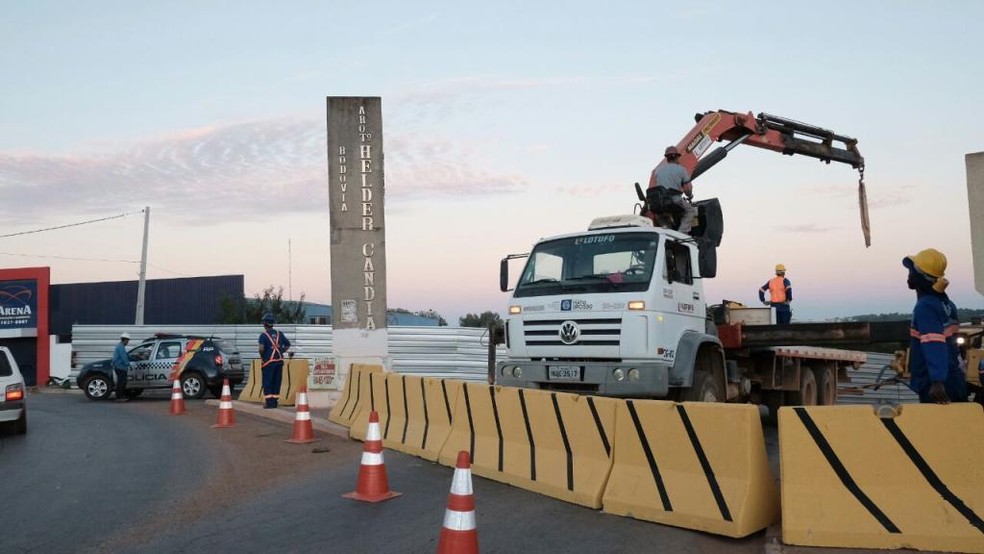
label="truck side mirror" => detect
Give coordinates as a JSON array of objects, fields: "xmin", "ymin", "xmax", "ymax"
[{"xmin": 500, "ymin": 259, "xmax": 509, "ymax": 292}]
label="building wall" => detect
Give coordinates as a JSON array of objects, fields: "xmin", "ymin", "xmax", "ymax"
[{"xmin": 49, "ymin": 275, "xmax": 244, "ymax": 336}]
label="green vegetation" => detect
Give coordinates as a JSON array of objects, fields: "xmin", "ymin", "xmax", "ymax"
[{"xmin": 218, "ymin": 286, "xmax": 306, "ymax": 324}]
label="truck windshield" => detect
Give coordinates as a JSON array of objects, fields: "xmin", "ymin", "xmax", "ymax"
[{"xmin": 514, "ymin": 232, "xmax": 658, "ymax": 297}]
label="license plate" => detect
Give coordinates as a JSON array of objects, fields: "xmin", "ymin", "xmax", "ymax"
[{"xmin": 548, "ymin": 365, "xmax": 581, "ymax": 380}]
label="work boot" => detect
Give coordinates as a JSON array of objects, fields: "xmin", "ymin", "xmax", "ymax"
[
  {"xmin": 263, "ymin": 398, "xmax": 274, "ymax": 409},
  {"xmin": 116, "ymin": 397, "xmax": 129, "ymax": 403},
  {"xmin": 271, "ymin": 399, "xmax": 278, "ymax": 409}
]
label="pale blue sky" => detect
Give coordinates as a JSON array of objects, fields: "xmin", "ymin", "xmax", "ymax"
[{"xmin": 1, "ymin": 1, "xmax": 982, "ymax": 323}]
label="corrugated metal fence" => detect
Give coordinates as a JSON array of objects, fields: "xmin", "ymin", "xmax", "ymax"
[
  {"xmin": 837, "ymin": 351, "xmax": 919, "ymax": 405},
  {"xmin": 71, "ymin": 324, "xmax": 502, "ymax": 384},
  {"xmin": 71, "ymin": 324, "xmax": 920, "ymax": 404}
]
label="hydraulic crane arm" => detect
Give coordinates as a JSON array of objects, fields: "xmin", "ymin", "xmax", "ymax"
[{"xmin": 650, "ymin": 109, "xmax": 870, "ymax": 246}]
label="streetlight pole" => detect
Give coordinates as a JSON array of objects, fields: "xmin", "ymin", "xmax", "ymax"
[{"xmin": 135, "ymin": 206, "xmax": 150, "ymax": 325}]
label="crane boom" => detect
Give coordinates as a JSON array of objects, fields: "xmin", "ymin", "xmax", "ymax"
[{"xmin": 649, "ymin": 109, "xmax": 870, "ymax": 246}]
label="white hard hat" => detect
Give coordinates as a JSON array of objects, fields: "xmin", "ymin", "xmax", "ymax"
[{"xmin": 120, "ymin": 332, "xmax": 131, "ymax": 340}]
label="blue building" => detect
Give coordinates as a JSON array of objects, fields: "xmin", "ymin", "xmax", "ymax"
[{"xmin": 301, "ymin": 302, "xmax": 442, "ymax": 326}]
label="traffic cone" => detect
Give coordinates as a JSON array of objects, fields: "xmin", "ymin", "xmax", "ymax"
[
  {"xmin": 437, "ymin": 451, "xmax": 479, "ymax": 554},
  {"xmin": 285, "ymin": 385, "xmax": 319, "ymax": 444},
  {"xmin": 343, "ymin": 410, "xmax": 400, "ymax": 502},
  {"xmin": 211, "ymin": 378, "xmax": 236, "ymax": 428},
  {"xmin": 169, "ymin": 379, "xmax": 185, "ymax": 415}
]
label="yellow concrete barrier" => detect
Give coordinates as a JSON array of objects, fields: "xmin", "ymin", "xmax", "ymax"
[
  {"xmin": 602, "ymin": 400, "xmax": 779, "ymax": 538},
  {"xmin": 438, "ymin": 383, "xmax": 616, "ymax": 509},
  {"xmin": 237, "ymin": 359, "xmax": 309, "ymax": 406},
  {"xmin": 780, "ymin": 403, "xmax": 984, "ymax": 553},
  {"xmin": 327, "ymin": 364, "xmax": 383, "ymax": 427},
  {"xmin": 383, "ymin": 375, "xmax": 462, "ymax": 461},
  {"xmin": 349, "ymin": 369, "xmax": 389, "ymax": 441}
]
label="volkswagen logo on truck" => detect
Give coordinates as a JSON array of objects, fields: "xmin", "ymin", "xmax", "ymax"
[{"xmin": 559, "ymin": 321, "xmax": 580, "ymax": 344}]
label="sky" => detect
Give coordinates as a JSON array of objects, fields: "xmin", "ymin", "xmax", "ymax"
[{"xmin": 1, "ymin": 1, "xmax": 983, "ymax": 325}]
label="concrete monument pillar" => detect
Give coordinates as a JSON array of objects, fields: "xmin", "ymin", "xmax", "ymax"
[
  {"xmin": 967, "ymin": 152, "xmax": 984, "ymax": 296},
  {"xmin": 327, "ymin": 97, "xmax": 389, "ymax": 389}
]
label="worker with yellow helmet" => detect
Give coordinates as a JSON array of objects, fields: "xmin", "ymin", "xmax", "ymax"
[
  {"xmin": 759, "ymin": 263, "xmax": 793, "ymax": 324},
  {"xmin": 903, "ymin": 248, "xmax": 968, "ymax": 404}
]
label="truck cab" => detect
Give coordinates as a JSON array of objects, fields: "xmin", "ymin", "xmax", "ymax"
[{"xmin": 496, "ymin": 214, "xmax": 724, "ymax": 399}]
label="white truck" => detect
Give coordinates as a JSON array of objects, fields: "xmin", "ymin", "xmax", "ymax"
[{"xmin": 495, "ymin": 214, "xmax": 884, "ymax": 410}]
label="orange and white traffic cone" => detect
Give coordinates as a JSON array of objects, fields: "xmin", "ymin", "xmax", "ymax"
[
  {"xmin": 211, "ymin": 378, "xmax": 236, "ymax": 428},
  {"xmin": 169, "ymin": 379, "xmax": 185, "ymax": 415},
  {"xmin": 343, "ymin": 410, "xmax": 400, "ymax": 503},
  {"xmin": 437, "ymin": 451, "xmax": 479, "ymax": 554},
  {"xmin": 286, "ymin": 385, "xmax": 319, "ymax": 444}
]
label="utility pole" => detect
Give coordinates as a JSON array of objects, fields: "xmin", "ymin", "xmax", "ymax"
[{"xmin": 135, "ymin": 206, "xmax": 150, "ymax": 325}]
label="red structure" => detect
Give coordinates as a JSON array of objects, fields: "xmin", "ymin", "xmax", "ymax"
[{"xmin": 0, "ymin": 267, "xmax": 50, "ymax": 386}]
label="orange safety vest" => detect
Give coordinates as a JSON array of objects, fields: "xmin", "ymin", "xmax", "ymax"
[
  {"xmin": 768, "ymin": 276, "xmax": 788, "ymax": 303},
  {"xmin": 262, "ymin": 329, "xmax": 284, "ymax": 367}
]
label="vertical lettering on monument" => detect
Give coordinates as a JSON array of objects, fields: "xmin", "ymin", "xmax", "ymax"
[{"xmin": 359, "ymin": 105, "xmax": 376, "ymax": 331}]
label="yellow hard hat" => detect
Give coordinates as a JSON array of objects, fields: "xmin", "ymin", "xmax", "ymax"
[
  {"xmin": 903, "ymin": 248, "xmax": 947, "ymax": 278},
  {"xmin": 775, "ymin": 264, "xmax": 786, "ymax": 272}
]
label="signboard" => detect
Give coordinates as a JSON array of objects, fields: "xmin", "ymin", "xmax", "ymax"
[
  {"xmin": 327, "ymin": 97, "xmax": 388, "ymax": 331},
  {"xmin": 311, "ymin": 357, "xmax": 337, "ymax": 388},
  {"xmin": 0, "ymin": 279, "xmax": 38, "ymax": 329}
]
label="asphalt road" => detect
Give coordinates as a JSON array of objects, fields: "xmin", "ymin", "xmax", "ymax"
[
  {"xmin": 2, "ymin": 390, "xmax": 780, "ymax": 554},
  {"xmin": 5, "ymin": 390, "xmax": 924, "ymax": 554}
]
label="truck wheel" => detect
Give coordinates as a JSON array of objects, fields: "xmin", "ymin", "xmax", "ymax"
[
  {"xmin": 813, "ymin": 366, "xmax": 837, "ymax": 405},
  {"xmin": 682, "ymin": 369, "xmax": 723, "ymax": 403},
  {"xmin": 790, "ymin": 369, "xmax": 817, "ymax": 406}
]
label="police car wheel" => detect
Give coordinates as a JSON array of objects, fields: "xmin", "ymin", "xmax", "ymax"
[
  {"xmin": 181, "ymin": 372, "xmax": 207, "ymax": 400},
  {"xmin": 82, "ymin": 375, "xmax": 113, "ymax": 401}
]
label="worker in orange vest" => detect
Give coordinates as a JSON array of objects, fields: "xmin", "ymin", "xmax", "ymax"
[{"xmin": 759, "ymin": 264, "xmax": 793, "ymax": 324}]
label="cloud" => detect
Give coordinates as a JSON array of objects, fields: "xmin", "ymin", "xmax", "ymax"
[
  {"xmin": 0, "ymin": 116, "xmax": 525, "ymax": 224},
  {"xmin": 775, "ymin": 223, "xmax": 836, "ymax": 233}
]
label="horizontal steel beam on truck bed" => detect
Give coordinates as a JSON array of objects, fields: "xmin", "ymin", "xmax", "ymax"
[{"xmin": 718, "ymin": 320, "xmax": 910, "ymax": 349}]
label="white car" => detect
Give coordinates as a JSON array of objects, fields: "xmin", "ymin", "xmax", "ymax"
[{"xmin": 0, "ymin": 345, "xmax": 27, "ymax": 434}]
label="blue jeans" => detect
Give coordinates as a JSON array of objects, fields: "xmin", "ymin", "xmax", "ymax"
[
  {"xmin": 775, "ymin": 304, "xmax": 792, "ymax": 325},
  {"xmin": 114, "ymin": 369, "xmax": 128, "ymax": 399},
  {"xmin": 262, "ymin": 362, "xmax": 283, "ymax": 407}
]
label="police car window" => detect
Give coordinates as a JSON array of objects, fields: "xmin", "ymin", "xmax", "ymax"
[
  {"xmin": 156, "ymin": 341, "xmax": 181, "ymax": 359},
  {"xmin": 129, "ymin": 344, "xmax": 153, "ymax": 362}
]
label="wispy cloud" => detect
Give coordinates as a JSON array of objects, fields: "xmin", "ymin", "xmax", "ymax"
[
  {"xmin": 0, "ymin": 116, "xmax": 525, "ymax": 224},
  {"xmin": 775, "ymin": 223, "xmax": 836, "ymax": 233}
]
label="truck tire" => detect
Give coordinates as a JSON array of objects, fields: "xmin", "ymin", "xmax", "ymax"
[
  {"xmin": 682, "ymin": 369, "xmax": 723, "ymax": 402},
  {"xmin": 790, "ymin": 369, "xmax": 817, "ymax": 406},
  {"xmin": 683, "ymin": 348, "xmax": 725, "ymax": 403},
  {"xmin": 813, "ymin": 366, "xmax": 837, "ymax": 405}
]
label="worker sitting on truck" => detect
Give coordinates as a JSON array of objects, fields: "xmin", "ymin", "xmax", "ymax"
[
  {"xmin": 903, "ymin": 248, "xmax": 968, "ymax": 404},
  {"xmin": 759, "ymin": 264, "xmax": 793, "ymax": 324},
  {"xmin": 648, "ymin": 146, "xmax": 696, "ymax": 233}
]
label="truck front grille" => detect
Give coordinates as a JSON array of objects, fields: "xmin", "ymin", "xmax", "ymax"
[{"xmin": 523, "ymin": 317, "xmax": 621, "ymax": 346}]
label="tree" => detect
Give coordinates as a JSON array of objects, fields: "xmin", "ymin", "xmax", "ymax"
[
  {"xmin": 218, "ymin": 286, "xmax": 306, "ymax": 324},
  {"xmin": 415, "ymin": 309, "xmax": 448, "ymax": 326},
  {"xmin": 459, "ymin": 311, "xmax": 503, "ymax": 329}
]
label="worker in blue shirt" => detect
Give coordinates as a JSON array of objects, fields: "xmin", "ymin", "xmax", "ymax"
[
  {"xmin": 759, "ymin": 264, "xmax": 793, "ymax": 324},
  {"xmin": 112, "ymin": 332, "xmax": 131, "ymax": 402},
  {"xmin": 903, "ymin": 249, "xmax": 967, "ymax": 404},
  {"xmin": 258, "ymin": 312, "xmax": 291, "ymax": 409}
]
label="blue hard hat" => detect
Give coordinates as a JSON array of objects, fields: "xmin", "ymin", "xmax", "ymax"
[{"xmin": 261, "ymin": 312, "xmax": 276, "ymax": 325}]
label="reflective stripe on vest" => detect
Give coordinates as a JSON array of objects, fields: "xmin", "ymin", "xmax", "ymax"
[
  {"xmin": 262, "ymin": 329, "xmax": 283, "ymax": 367},
  {"xmin": 768, "ymin": 276, "xmax": 787, "ymax": 303}
]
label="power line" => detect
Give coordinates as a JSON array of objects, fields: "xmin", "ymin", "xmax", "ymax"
[
  {"xmin": 0, "ymin": 210, "xmax": 143, "ymax": 239},
  {"xmin": 0, "ymin": 251, "xmax": 138, "ymax": 263}
]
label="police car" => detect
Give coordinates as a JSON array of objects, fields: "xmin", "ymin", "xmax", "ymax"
[{"xmin": 76, "ymin": 334, "xmax": 244, "ymax": 401}]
